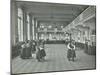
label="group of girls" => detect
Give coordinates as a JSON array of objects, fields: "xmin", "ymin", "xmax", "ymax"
[{"xmin": 20, "ymin": 40, "xmax": 46, "ymax": 62}]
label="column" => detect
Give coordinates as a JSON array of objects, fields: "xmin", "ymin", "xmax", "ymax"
[
  {"xmin": 34, "ymin": 18, "xmax": 37, "ymax": 40},
  {"xmin": 29, "ymin": 13, "xmax": 33, "ymax": 40},
  {"xmin": 36, "ymin": 20, "xmax": 38, "ymax": 40},
  {"xmin": 11, "ymin": 1, "xmax": 18, "ymax": 45},
  {"xmin": 23, "ymin": 8, "xmax": 27, "ymax": 41},
  {"xmin": 27, "ymin": 14, "xmax": 30, "ymax": 40},
  {"xmin": 32, "ymin": 17, "xmax": 35, "ymax": 40}
]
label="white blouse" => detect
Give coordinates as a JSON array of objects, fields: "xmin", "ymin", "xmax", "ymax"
[{"xmin": 67, "ymin": 43, "xmax": 75, "ymax": 50}]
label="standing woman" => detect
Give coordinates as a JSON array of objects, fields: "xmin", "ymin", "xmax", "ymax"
[
  {"xmin": 71, "ymin": 41, "xmax": 76, "ymax": 61},
  {"xmin": 36, "ymin": 41, "xmax": 46, "ymax": 62},
  {"xmin": 36, "ymin": 40, "xmax": 41, "ymax": 61},
  {"xmin": 67, "ymin": 41, "xmax": 72, "ymax": 61},
  {"xmin": 32, "ymin": 40, "xmax": 36, "ymax": 53},
  {"xmin": 20, "ymin": 43, "xmax": 26, "ymax": 59},
  {"xmin": 26, "ymin": 42, "xmax": 32, "ymax": 59},
  {"xmin": 67, "ymin": 40, "xmax": 76, "ymax": 61},
  {"xmin": 40, "ymin": 44, "xmax": 46, "ymax": 61},
  {"xmin": 36, "ymin": 42, "xmax": 42, "ymax": 62}
]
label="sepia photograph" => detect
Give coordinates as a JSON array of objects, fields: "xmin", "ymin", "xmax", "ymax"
[{"xmin": 11, "ymin": 0, "xmax": 96, "ymax": 74}]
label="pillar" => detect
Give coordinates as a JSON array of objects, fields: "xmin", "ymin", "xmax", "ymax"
[
  {"xmin": 29, "ymin": 13, "xmax": 33, "ymax": 40},
  {"xmin": 11, "ymin": 0, "xmax": 18, "ymax": 46},
  {"xmin": 32, "ymin": 17, "xmax": 35, "ymax": 40},
  {"xmin": 23, "ymin": 8, "xmax": 27, "ymax": 41},
  {"xmin": 34, "ymin": 18, "xmax": 37, "ymax": 40}
]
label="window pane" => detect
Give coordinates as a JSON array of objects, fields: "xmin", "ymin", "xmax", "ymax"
[{"xmin": 18, "ymin": 8, "xmax": 23, "ymax": 42}]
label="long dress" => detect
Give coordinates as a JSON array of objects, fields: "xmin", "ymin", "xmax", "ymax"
[
  {"xmin": 71, "ymin": 50, "xmax": 76, "ymax": 58},
  {"xmin": 20, "ymin": 47, "xmax": 27, "ymax": 59},
  {"xmin": 36, "ymin": 49, "xmax": 42, "ymax": 61},
  {"xmin": 67, "ymin": 49, "xmax": 72, "ymax": 58},
  {"xmin": 36, "ymin": 47, "xmax": 46, "ymax": 61},
  {"xmin": 40, "ymin": 49, "xmax": 46, "ymax": 58},
  {"xmin": 67, "ymin": 44, "xmax": 76, "ymax": 58},
  {"xmin": 32, "ymin": 43, "xmax": 36, "ymax": 53},
  {"xmin": 26, "ymin": 47, "xmax": 32, "ymax": 58}
]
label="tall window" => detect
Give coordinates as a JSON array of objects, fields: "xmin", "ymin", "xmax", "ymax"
[
  {"xmin": 32, "ymin": 18, "xmax": 34, "ymax": 40},
  {"xmin": 27, "ymin": 14, "xmax": 30, "ymax": 40},
  {"xmin": 18, "ymin": 8, "xmax": 23, "ymax": 42}
]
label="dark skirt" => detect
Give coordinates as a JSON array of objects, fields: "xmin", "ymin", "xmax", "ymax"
[
  {"xmin": 32, "ymin": 46, "xmax": 36, "ymax": 53},
  {"xmin": 36, "ymin": 49, "xmax": 46, "ymax": 60},
  {"xmin": 67, "ymin": 49, "xmax": 76, "ymax": 58},
  {"xmin": 25, "ymin": 47, "xmax": 32, "ymax": 58},
  {"xmin": 40, "ymin": 50, "xmax": 46, "ymax": 57},
  {"xmin": 20, "ymin": 48, "xmax": 27, "ymax": 59},
  {"xmin": 36, "ymin": 50, "xmax": 42, "ymax": 60},
  {"xmin": 71, "ymin": 50, "xmax": 76, "ymax": 58},
  {"xmin": 67, "ymin": 49, "xmax": 72, "ymax": 58}
]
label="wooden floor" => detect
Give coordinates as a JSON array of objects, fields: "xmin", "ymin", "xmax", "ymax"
[{"xmin": 11, "ymin": 44, "xmax": 96, "ymax": 74}]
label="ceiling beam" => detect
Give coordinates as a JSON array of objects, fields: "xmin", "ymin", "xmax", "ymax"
[
  {"xmin": 31, "ymin": 13, "xmax": 75, "ymax": 17},
  {"xmin": 36, "ymin": 18, "xmax": 72, "ymax": 22}
]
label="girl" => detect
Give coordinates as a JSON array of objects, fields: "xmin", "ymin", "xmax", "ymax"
[
  {"xmin": 67, "ymin": 41, "xmax": 76, "ymax": 61},
  {"xmin": 36, "ymin": 44, "xmax": 46, "ymax": 62}
]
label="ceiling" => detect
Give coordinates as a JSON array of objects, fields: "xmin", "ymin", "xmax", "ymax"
[{"xmin": 16, "ymin": 1, "xmax": 89, "ymax": 27}]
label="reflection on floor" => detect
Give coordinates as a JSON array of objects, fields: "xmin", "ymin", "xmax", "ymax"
[{"xmin": 12, "ymin": 44, "xmax": 96, "ymax": 74}]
